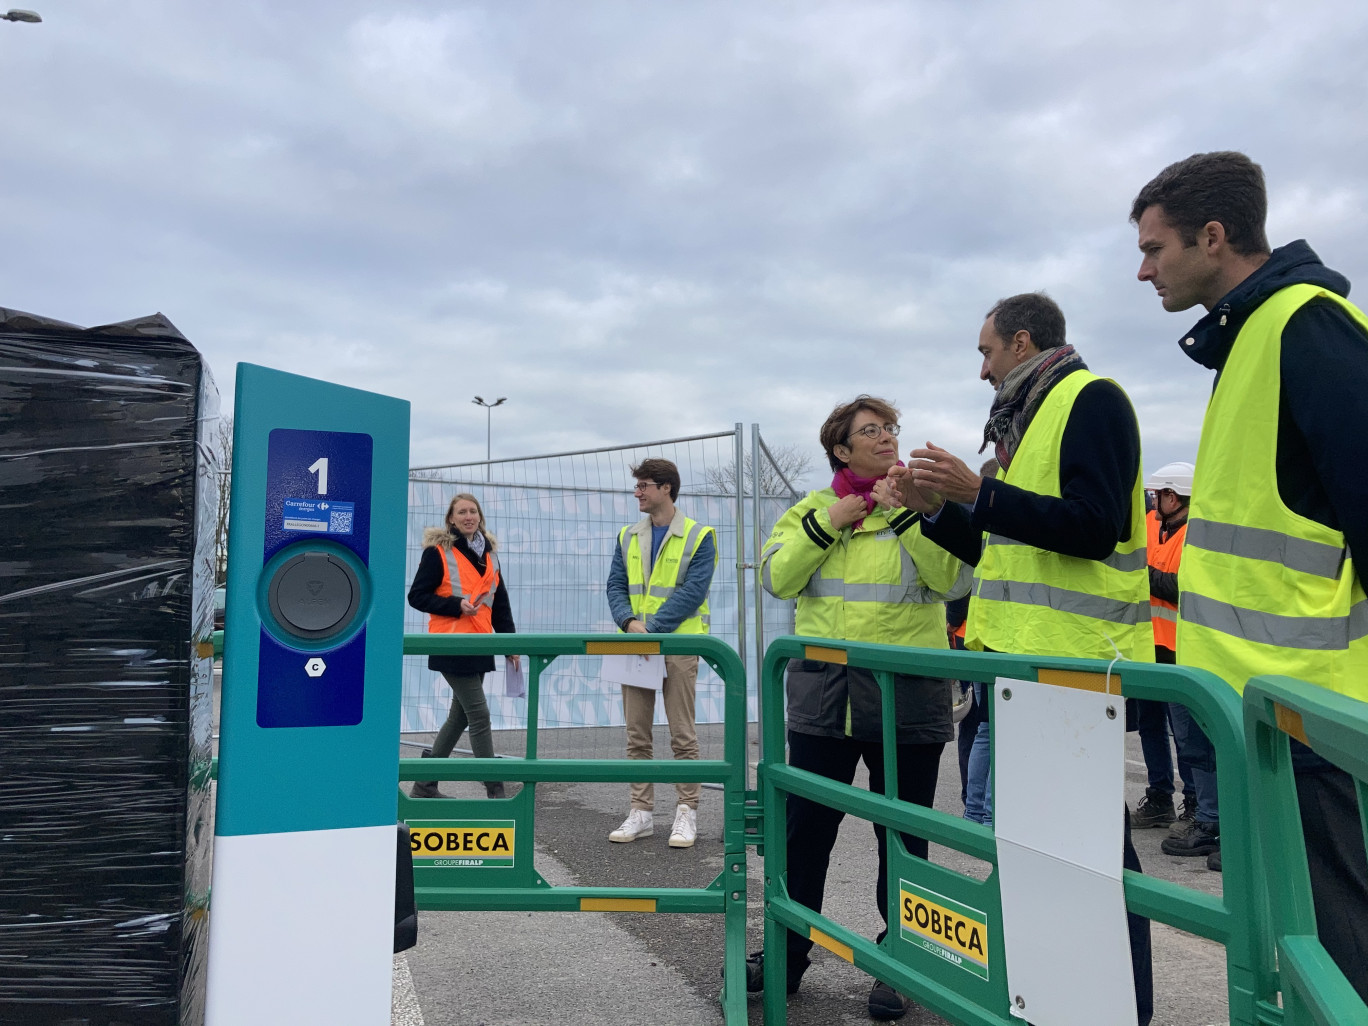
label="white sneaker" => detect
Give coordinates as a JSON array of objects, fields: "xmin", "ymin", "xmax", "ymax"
[
  {"xmin": 668, "ymin": 804, "xmax": 697, "ymax": 848},
  {"xmin": 609, "ymin": 809, "xmax": 653, "ymax": 843}
]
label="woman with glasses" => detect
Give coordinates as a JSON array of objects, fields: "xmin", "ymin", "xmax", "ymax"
[
  {"xmin": 407, "ymin": 492, "xmax": 519, "ymax": 800},
  {"xmin": 750, "ymin": 395, "xmax": 972, "ymax": 1021}
]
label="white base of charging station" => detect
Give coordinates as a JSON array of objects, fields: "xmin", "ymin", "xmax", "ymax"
[
  {"xmin": 993, "ymin": 675, "xmax": 1138, "ymax": 1026},
  {"xmin": 206, "ymin": 824, "xmax": 395, "ymax": 1026}
]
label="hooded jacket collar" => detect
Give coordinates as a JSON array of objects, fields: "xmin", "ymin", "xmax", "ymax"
[{"xmin": 1177, "ymin": 240, "xmax": 1351, "ymax": 374}]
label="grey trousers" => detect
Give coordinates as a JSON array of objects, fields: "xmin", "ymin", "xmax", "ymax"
[{"xmin": 433, "ymin": 672, "xmax": 495, "ymax": 762}]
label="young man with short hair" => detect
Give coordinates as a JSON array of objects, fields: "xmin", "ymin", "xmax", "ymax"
[
  {"xmin": 604, "ymin": 458, "xmax": 717, "ymax": 849},
  {"xmin": 1132, "ymin": 150, "xmax": 1368, "ymax": 1000}
]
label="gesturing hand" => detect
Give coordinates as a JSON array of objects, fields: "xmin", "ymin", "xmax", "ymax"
[
  {"xmin": 871, "ymin": 476, "xmax": 903, "ymax": 510},
  {"xmin": 625, "ymin": 618, "xmax": 649, "ymax": 634},
  {"xmin": 460, "ymin": 598, "xmax": 478, "ymax": 616},
  {"xmin": 882, "ymin": 465, "xmax": 945, "ymax": 515},
  {"xmin": 827, "ymin": 493, "xmax": 870, "ymax": 531},
  {"xmin": 908, "ymin": 443, "xmax": 984, "ymax": 505}
]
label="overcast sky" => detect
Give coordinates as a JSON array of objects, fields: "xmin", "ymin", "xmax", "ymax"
[{"xmin": 5, "ymin": 2, "xmax": 1365, "ymax": 488}]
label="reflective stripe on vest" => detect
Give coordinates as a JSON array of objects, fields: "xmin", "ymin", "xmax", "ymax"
[
  {"xmin": 620, "ymin": 516, "xmax": 715, "ymax": 635},
  {"xmin": 1178, "ymin": 283, "xmax": 1368, "ymax": 699},
  {"xmin": 966, "ymin": 369, "xmax": 1153, "ymax": 661},
  {"xmin": 428, "ymin": 544, "xmax": 500, "ymax": 635},
  {"xmin": 1146, "ymin": 510, "xmax": 1185, "ymax": 651},
  {"xmin": 778, "ymin": 497, "xmax": 967, "ymax": 650}
]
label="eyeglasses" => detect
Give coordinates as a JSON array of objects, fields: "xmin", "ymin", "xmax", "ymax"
[
  {"xmin": 632, "ymin": 482, "xmax": 661, "ymax": 494},
  {"xmin": 847, "ymin": 422, "xmax": 900, "ymax": 442}
]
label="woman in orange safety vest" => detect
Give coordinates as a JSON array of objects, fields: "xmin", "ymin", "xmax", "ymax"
[{"xmin": 406, "ymin": 493, "xmax": 518, "ymax": 800}]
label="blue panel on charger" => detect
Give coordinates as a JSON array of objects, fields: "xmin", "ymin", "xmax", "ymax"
[
  {"xmin": 257, "ymin": 627, "xmax": 366, "ymax": 727},
  {"xmin": 266, "ymin": 429, "xmax": 372, "ymax": 562},
  {"xmin": 218, "ymin": 364, "xmax": 409, "ymax": 837}
]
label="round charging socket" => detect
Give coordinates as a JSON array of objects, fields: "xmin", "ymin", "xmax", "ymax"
[{"xmin": 266, "ymin": 550, "xmax": 362, "ymax": 642}]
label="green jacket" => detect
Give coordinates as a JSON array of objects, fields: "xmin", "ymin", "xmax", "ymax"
[{"xmin": 761, "ymin": 489, "xmax": 971, "ymax": 742}]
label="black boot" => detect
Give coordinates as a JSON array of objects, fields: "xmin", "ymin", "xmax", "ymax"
[
  {"xmin": 410, "ymin": 747, "xmax": 442, "ymax": 799},
  {"xmin": 1131, "ymin": 789, "xmax": 1176, "ymax": 828},
  {"xmin": 485, "ymin": 781, "xmax": 506, "ymax": 799}
]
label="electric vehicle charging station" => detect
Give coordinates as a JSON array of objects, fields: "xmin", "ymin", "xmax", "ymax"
[{"xmin": 206, "ymin": 364, "xmax": 410, "ymax": 1025}]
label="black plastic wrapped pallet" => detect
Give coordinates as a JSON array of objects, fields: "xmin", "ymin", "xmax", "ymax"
[{"xmin": 0, "ymin": 308, "xmax": 219, "ymax": 1025}]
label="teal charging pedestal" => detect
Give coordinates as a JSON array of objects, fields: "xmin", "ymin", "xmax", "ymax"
[{"xmin": 206, "ymin": 364, "xmax": 409, "ymax": 1025}]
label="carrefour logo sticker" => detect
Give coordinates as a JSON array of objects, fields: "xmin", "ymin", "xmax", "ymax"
[
  {"xmin": 898, "ymin": 878, "xmax": 989, "ymax": 980},
  {"xmin": 408, "ymin": 820, "xmax": 515, "ymax": 868}
]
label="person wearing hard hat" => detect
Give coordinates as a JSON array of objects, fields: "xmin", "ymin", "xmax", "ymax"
[
  {"xmin": 1133, "ymin": 150, "xmax": 1368, "ymax": 999},
  {"xmin": 1140, "ymin": 462, "xmax": 1223, "ymax": 871},
  {"xmin": 1129, "ymin": 462, "xmax": 1194, "ymax": 832}
]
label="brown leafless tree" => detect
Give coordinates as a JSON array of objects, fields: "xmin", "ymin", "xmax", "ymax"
[
  {"xmin": 213, "ymin": 415, "xmax": 232, "ymax": 585},
  {"xmin": 703, "ymin": 442, "xmax": 814, "ymax": 499}
]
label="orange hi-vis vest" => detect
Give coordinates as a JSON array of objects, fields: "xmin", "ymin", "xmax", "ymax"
[
  {"xmin": 428, "ymin": 542, "xmax": 500, "ymax": 635},
  {"xmin": 1146, "ymin": 510, "xmax": 1186, "ymax": 652}
]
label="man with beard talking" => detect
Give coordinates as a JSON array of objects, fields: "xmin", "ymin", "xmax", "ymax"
[{"xmin": 878, "ymin": 292, "xmax": 1154, "ymax": 1026}]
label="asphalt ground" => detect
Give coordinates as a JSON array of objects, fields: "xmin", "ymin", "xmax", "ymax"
[{"xmin": 391, "ymin": 725, "xmax": 1231, "ymax": 1026}]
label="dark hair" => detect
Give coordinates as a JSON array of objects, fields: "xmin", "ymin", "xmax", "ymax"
[
  {"xmin": 1130, "ymin": 151, "xmax": 1270, "ymax": 257},
  {"xmin": 985, "ymin": 292, "xmax": 1066, "ymax": 351},
  {"xmin": 818, "ymin": 395, "xmax": 900, "ymax": 472},
  {"xmin": 630, "ymin": 458, "xmax": 681, "ymax": 501}
]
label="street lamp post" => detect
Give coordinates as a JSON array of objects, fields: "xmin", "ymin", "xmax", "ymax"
[
  {"xmin": 2, "ymin": 10, "xmax": 42, "ymax": 22},
  {"xmin": 471, "ymin": 396, "xmax": 507, "ymax": 481}
]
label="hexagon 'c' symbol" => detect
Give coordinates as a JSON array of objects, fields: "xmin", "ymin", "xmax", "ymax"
[{"xmin": 305, "ymin": 657, "xmax": 327, "ymax": 677}]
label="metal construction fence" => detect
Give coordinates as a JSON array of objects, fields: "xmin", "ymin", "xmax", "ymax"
[
  {"xmin": 401, "ymin": 425, "xmax": 803, "ymax": 754},
  {"xmin": 397, "ymin": 630, "xmax": 753, "ymax": 1025},
  {"xmin": 757, "ymin": 638, "xmax": 1280, "ymax": 1026}
]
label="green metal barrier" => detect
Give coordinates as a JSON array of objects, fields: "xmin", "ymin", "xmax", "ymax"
[
  {"xmin": 758, "ymin": 637, "xmax": 1281, "ymax": 1026},
  {"xmin": 1244, "ymin": 676, "xmax": 1368, "ymax": 1025},
  {"xmin": 399, "ymin": 631, "xmax": 751, "ymax": 1024}
]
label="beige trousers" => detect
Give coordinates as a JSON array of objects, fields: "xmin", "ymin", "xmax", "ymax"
[{"xmin": 621, "ymin": 654, "xmax": 700, "ymax": 810}]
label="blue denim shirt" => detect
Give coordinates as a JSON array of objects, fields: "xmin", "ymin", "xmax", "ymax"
[{"xmin": 606, "ymin": 531, "xmax": 716, "ymax": 634}]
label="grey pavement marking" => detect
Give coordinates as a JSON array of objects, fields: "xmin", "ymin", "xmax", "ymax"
[{"xmin": 392, "ymin": 955, "xmax": 425, "ymax": 1026}]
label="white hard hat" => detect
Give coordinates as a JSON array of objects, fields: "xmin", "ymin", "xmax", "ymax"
[{"xmin": 1145, "ymin": 461, "xmax": 1195, "ymax": 497}]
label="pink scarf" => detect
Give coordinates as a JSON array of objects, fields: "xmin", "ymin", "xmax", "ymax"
[{"xmin": 832, "ymin": 464, "xmax": 902, "ymax": 530}]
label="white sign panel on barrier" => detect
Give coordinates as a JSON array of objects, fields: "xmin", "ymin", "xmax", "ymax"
[{"xmin": 992, "ymin": 674, "xmax": 1137, "ymax": 1026}]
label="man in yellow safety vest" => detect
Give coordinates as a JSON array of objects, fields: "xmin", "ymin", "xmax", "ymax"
[
  {"xmin": 881, "ymin": 291, "xmax": 1155, "ymax": 1026},
  {"xmin": 1132, "ymin": 149, "xmax": 1368, "ymax": 1000},
  {"xmin": 604, "ymin": 457, "xmax": 717, "ymax": 849}
]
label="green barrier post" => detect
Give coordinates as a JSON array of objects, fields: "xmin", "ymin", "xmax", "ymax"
[
  {"xmin": 759, "ymin": 637, "xmax": 1281, "ymax": 1026},
  {"xmin": 1244, "ymin": 675, "xmax": 1368, "ymax": 1025},
  {"xmin": 399, "ymin": 631, "xmax": 751, "ymax": 1025}
]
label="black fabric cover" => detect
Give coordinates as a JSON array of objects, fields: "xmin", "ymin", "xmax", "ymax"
[{"xmin": 0, "ymin": 308, "xmax": 219, "ymax": 1025}]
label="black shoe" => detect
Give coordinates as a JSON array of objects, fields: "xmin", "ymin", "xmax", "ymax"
[
  {"xmin": 1206, "ymin": 847, "xmax": 1222, "ymax": 872},
  {"xmin": 1131, "ymin": 789, "xmax": 1176, "ymax": 829},
  {"xmin": 411, "ymin": 748, "xmax": 442, "ymax": 798},
  {"xmin": 485, "ymin": 782, "xmax": 506, "ymax": 799},
  {"xmin": 1162, "ymin": 819, "xmax": 1219, "ymax": 856},
  {"xmin": 742, "ymin": 950, "xmax": 807, "ymax": 995},
  {"xmin": 868, "ymin": 980, "xmax": 909, "ymax": 1020}
]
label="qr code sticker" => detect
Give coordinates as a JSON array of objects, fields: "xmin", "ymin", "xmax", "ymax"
[{"xmin": 329, "ymin": 509, "xmax": 354, "ymax": 534}]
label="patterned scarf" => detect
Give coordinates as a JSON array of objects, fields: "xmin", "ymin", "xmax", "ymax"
[
  {"xmin": 980, "ymin": 344, "xmax": 1086, "ymax": 470},
  {"xmin": 832, "ymin": 463, "xmax": 903, "ymax": 530}
]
